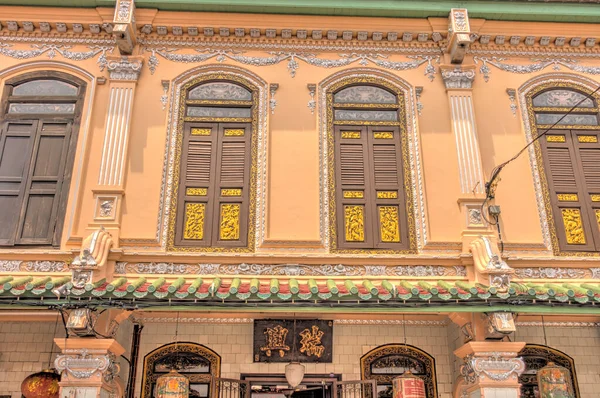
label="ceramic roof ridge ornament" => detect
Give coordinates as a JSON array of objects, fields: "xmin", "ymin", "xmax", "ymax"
[{"xmin": 470, "ymin": 235, "xmax": 514, "ymax": 293}]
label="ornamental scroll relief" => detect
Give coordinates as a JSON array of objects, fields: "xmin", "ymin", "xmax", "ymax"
[
  {"xmin": 0, "ymin": 44, "xmax": 114, "ymax": 71},
  {"xmin": 473, "ymin": 56, "xmax": 600, "ymax": 82},
  {"xmin": 144, "ymin": 47, "xmax": 439, "ymax": 80},
  {"xmin": 113, "ymin": 262, "xmax": 467, "ymax": 277}
]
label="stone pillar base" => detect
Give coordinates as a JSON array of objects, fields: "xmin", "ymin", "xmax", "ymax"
[{"xmin": 54, "ymin": 338, "xmax": 125, "ymax": 397}]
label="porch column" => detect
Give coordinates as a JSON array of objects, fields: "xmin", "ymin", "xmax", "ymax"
[
  {"xmin": 86, "ymin": 55, "xmax": 142, "ymax": 245},
  {"xmin": 54, "ymin": 338, "xmax": 125, "ymax": 397},
  {"xmin": 454, "ymin": 342, "xmax": 526, "ymax": 398}
]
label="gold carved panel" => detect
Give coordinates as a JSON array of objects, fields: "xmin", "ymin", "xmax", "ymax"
[
  {"xmin": 186, "ymin": 188, "xmax": 208, "ymax": 196},
  {"xmin": 341, "ymin": 131, "xmax": 361, "ymax": 139},
  {"xmin": 343, "ymin": 190, "xmax": 364, "ymax": 199},
  {"xmin": 224, "ymin": 129, "xmax": 245, "ymax": 136},
  {"xmin": 220, "ymin": 204, "xmax": 240, "ymax": 240},
  {"xmin": 344, "ymin": 205, "xmax": 365, "ymax": 242},
  {"xmin": 221, "ymin": 189, "xmax": 242, "ymax": 196},
  {"xmin": 557, "ymin": 194, "xmax": 578, "ymax": 202},
  {"xmin": 578, "ymin": 135, "xmax": 598, "ymax": 143},
  {"xmin": 373, "ymin": 132, "xmax": 394, "ymax": 139},
  {"xmin": 596, "ymin": 210, "xmax": 600, "ymax": 230},
  {"xmin": 591, "ymin": 194, "xmax": 600, "ymax": 202},
  {"xmin": 546, "ymin": 135, "xmax": 566, "ymax": 143},
  {"xmin": 184, "ymin": 203, "xmax": 205, "ymax": 240},
  {"xmin": 377, "ymin": 191, "xmax": 398, "ymax": 199},
  {"xmin": 191, "ymin": 128, "xmax": 211, "ymax": 136},
  {"xmin": 561, "ymin": 208, "xmax": 586, "ymax": 245},
  {"xmin": 379, "ymin": 206, "xmax": 400, "ymax": 242}
]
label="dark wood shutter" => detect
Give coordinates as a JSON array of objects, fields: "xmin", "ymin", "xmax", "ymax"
[
  {"xmin": 17, "ymin": 121, "xmax": 72, "ymax": 245},
  {"xmin": 334, "ymin": 126, "xmax": 373, "ymax": 248},
  {"xmin": 176, "ymin": 122, "xmax": 251, "ymax": 248},
  {"xmin": 334, "ymin": 126, "xmax": 408, "ymax": 250},
  {"xmin": 369, "ymin": 126, "xmax": 409, "ymax": 249},
  {"xmin": 0, "ymin": 121, "xmax": 37, "ymax": 245},
  {"xmin": 541, "ymin": 130, "xmax": 598, "ymax": 251}
]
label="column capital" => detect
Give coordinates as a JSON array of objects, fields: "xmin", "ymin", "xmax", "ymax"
[
  {"xmin": 107, "ymin": 55, "xmax": 143, "ymax": 82},
  {"xmin": 440, "ymin": 64, "xmax": 476, "ymax": 90},
  {"xmin": 455, "ymin": 341, "xmax": 526, "ymax": 389}
]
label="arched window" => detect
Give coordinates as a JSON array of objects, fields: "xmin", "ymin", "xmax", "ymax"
[
  {"xmin": 360, "ymin": 344, "xmax": 437, "ymax": 398},
  {"xmin": 519, "ymin": 344, "xmax": 580, "ymax": 398},
  {"xmin": 0, "ymin": 71, "xmax": 86, "ymax": 246},
  {"xmin": 531, "ymin": 86, "xmax": 600, "ymax": 252},
  {"xmin": 174, "ymin": 79, "xmax": 255, "ymax": 249},
  {"xmin": 329, "ymin": 82, "xmax": 413, "ymax": 251},
  {"xmin": 141, "ymin": 342, "xmax": 221, "ymax": 398}
]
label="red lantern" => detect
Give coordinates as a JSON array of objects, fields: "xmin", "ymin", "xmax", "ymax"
[
  {"xmin": 21, "ymin": 369, "xmax": 60, "ymax": 398},
  {"xmin": 392, "ymin": 371, "xmax": 426, "ymax": 398}
]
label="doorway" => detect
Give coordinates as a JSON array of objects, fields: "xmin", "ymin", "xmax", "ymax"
[{"xmin": 242, "ymin": 374, "xmax": 341, "ymax": 398}]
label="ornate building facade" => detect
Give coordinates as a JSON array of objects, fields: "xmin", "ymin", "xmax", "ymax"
[{"xmin": 0, "ymin": 1, "xmax": 599, "ymax": 397}]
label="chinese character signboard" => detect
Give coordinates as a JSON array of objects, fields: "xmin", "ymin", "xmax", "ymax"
[{"xmin": 254, "ymin": 320, "xmax": 333, "ymax": 363}]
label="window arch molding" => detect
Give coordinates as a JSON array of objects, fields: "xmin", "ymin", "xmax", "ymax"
[
  {"xmin": 360, "ymin": 343, "xmax": 438, "ymax": 398},
  {"xmin": 162, "ymin": 65, "xmax": 268, "ymax": 252},
  {"xmin": 0, "ymin": 61, "xmax": 96, "ymax": 246},
  {"xmin": 318, "ymin": 69, "xmax": 426, "ymax": 253},
  {"xmin": 519, "ymin": 344, "xmax": 580, "ymax": 398},
  {"xmin": 140, "ymin": 342, "xmax": 222, "ymax": 398},
  {"xmin": 519, "ymin": 74, "xmax": 600, "ymax": 255}
]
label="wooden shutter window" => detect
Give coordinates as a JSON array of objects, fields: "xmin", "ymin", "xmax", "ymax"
[
  {"xmin": 334, "ymin": 125, "xmax": 408, "ymax": 250},
  {"xmin": 541, "ymin": 129, "xmax": 598, "ymax": 252},
  {"xmin": 0, "ymin": 72, "xmax": 85, "ymax": 247},
  {"xmin": 175, "ymin": 123, "xmax": 251, "ymax": 248}
]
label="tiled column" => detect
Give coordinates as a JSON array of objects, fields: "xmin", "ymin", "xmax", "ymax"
[
  {"xmin": 54, "ymin": 338, "xmax": 125, "ymax": 397},
  {"xmin": 87, "ymin": 55, "xmax": 142, "ymax": 245},
  {"xmin": 441, "ymin": 65, "xmax": 492, "ymax": 250},
  {"xmin": 454, "ymin": 342, "xmax": 526, "ymax": 398}
]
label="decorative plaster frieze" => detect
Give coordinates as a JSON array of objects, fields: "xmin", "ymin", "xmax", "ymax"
[
  {"xmin": 441, "ymin": 66, "xmax": 476, "ymax": 89},
  {"xmin": 516, "ymin": 321, "xmax": 600, "ymax": 328},
  {"xmin": 0, "ymin": 260, "xmax": 68, "ymax": 273},
  {"xmin": 160, "ymin": 80, "xmax": 170, "ymax": 110},
  {"xmin": 114, "ymin": 262, "xmax": 466, "ymax": 277},
  {"xmin": 107, "ymin": 56, "xmax": 143, "ymax": 81},
  {"xmin": 474, "ymin": 56, "xmax": 600, "ymax": 82},
  {"xmin": 141, "ymin": 317, "xmax": 253, "ymax": 324},
  {"xmin": 144, "ymin": 48, "xmax": 439, "ymax": 79},
  {"xmin": 334, "ymin": 319, "xmax": 448, "ymax": 326},
  {"xmin": 513, "ymin": 267, "xmax": 590, "ymax": 279},
  {"xmin": 0, "ymin": 44, "xmax": 113, "ymax": 70}
]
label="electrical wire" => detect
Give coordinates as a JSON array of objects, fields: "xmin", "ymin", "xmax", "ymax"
[{"xmin": 481, "ymin": 84, "xmax": 600, "ymax": 229}]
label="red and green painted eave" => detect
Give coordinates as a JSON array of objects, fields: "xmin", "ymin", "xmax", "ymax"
[
  {"xmin": 2, "ymin": 275, "xmax": 600, "ymax": 314},
  {"xmin": 1, "ymin": 0, "xmax": 600, "ymax": 23}
]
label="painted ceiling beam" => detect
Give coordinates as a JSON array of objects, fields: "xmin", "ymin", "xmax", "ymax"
[{"xmin": 1, "ymin": 0, "xmax": 600, "ymax": 23}]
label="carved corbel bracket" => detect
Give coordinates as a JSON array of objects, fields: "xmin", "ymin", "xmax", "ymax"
[
  {"xmin": 470, "ymin": 235, "xmax": 514, "ymax": 292},
  {"xmin": 447, "ymin": 9, "xmax": 472, "ymax": 64},
  {"xmin": 307, "ymin": 83, "xmax": 316, "ymax": 115},
  {"xmin": 161, "ymin": 80, "xmax": 170, "ymax": 110},
  {"xmin": 106, "ymin": 55, "xmax": 143, "ymax": 82},
  {"xmin": 455, "ymin": 342, "xmax": 526, "ymax": 387},
  {"xmin": 113, "ymin": 0, "xmax": 137, "ymax": 55},
  {"xmin": 269, "ymin": 83, "xmax": 279, "ymax": 114},
  {"xmin": 415, "ymin": 86, "xmax": 423, "ymax": 115},
  {"xmin": 506, "ymin": 88, "xmax": 517, "ymax": 116},
  {"xmin": 440, "ymin": 64, "xmax": 476, "ymax": 90},
  {"xmin": 68, "ymin": 229, "xmax": 114, "ymax": 291}
]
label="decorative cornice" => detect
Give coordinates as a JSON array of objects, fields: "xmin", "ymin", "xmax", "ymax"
[
  {"xmin": 513, "ymin": 267, "xmax": 598, "ymax": 279},
  {"xmin": 137, "ymin": 317, "xmax": 449, "ymax": 326},
  {"xmin": 140, "ymin": 317, "xmax": 253, "ymax": 324},
  {"xmin": 54, "ymin": 348, "xmax": 116, "ymax": 380},
  {"xmin": 334, "ymin": 319, "xmax": 448, "ymax": 326},
  {"xmin": 440, "ymin": 65, "xmax": 476, "ymax": 89},
  {"xmin": 0, "ymin": 260, "xmax": 68, "ymax": 273},
  {"xmin": 107, "ymin": 55, "xmax": 143, "ymax": 81}
]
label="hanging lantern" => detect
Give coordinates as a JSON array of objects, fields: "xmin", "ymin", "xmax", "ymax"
[
  {"xmin": 21, "ymin": 369, "xmax": 60, "ymax": 398},
  {"xmin": 537, "ymin": 362, "xmax": 575, "ymax": 398},
  {"xmin": 285, "ymin": 362, "xmax": 305, "ymax": 388},
  {"xmin": 393, "ymin": 371, "xmax": 426, "ymax": 398},
  {"xmin": 156, "ymin": 369, "xmax": 190, "ymax": 398}
]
